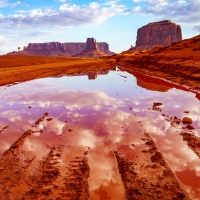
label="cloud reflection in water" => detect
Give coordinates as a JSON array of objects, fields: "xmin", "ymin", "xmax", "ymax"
[{"xmin": 0, "ymin": 70, "xmax": 200, "ymax": 199}]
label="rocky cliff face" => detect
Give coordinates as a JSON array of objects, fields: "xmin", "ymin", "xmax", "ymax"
[
  {"xmin": 86, "ymin": 38, "xmax": 98, "ymax": 50},
  {"xmin": 6, "ymin": 41, "xmax": 114, "ymax": 56},
  {"xmin": 97, "ymin": 43, "xmax": 112, "ymax": 55},
  {"xmin": 73, "ymin": 38, "xmax": 107, "ymax": 58},
  {"xmin": 131, "ymin": 20, "xmax": 182, "ymax": 51},
  {"xmin": 62, "ymin": 43, "xmax": 86, "ymax": 55},
  {"xmin": 27, "ymin": 42, "xmax": 64, "ymax": 51}
]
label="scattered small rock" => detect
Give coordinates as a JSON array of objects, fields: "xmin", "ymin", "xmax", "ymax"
[
  {"xmin": 84, "ymin": 151, "xmax": 88, "ymax": 155},
  {"xmin": 0, "ymin": 167, "xmax": 4, "ymax": 171},
  {"xmin": 153, "ymin": 102, "xmax": 163, "ymax": 107},
  {"xmin": 166, "ymin": 116, "xmax": 181, "ymax": 127},
  {"xmin": 152, "ymin": 102, "xmax": 163, "ymax": 112},
  {"xmin": 183, "ymin": 117, "xmax": 192, "ymax": 124},
  {"xmin": 186, "ymin": 124, "xmax": 195, "ymax": 130},
  {"xmin": 44, "ymin": 112, "xmax": 49, "ymax": 116},
  {"xmin": 0, "ymin": 125, "xmax": 9, "ymax": 134}
]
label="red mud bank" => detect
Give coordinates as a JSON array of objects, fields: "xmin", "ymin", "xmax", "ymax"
[
  {"xmin": 114, "ymin": 132, "xmax": 191, "ymax": 200},
  {"xmin": 180, "ymin": 132, "xmax": 200, "ymax": 158},
  {"xmin": 105, "ymin": 35, "xmax": 200, "ymax": 92},
  {"xmin": 0, "ymin": 114, "xmax": 90, "ymax": 200},
  {"xmin": 0, "ymin": 113, "xmax": 195, "ymax": 199}
]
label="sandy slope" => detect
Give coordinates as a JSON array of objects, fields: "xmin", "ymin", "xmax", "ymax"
[
  {"xmin": 0, "ymin": 56, "xmax": 115, "ymax": 86},
  {"xmin": 103, "ymin": 34, "xmax": 200, "ymax": 92}
]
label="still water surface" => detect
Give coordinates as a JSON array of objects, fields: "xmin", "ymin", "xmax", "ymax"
[{"xmin": 0, "ymin": 68, "xmax": 200, "ymax": 199}]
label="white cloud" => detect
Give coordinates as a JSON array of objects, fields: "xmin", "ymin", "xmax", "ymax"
[
  {"xmin": 24, "ymin": 30, "xmax": 55, "ymax": 37},
  {"xmin": 104, "ymin": 0, "xmax": 121, "ymax": 6},
  {"xmin": 0, "ymin": 35, "xmax": 7, "ymax": 42},
  {"xmin": 55, "ymin": 0, "xmax": 67, "ymax": 2},
  {"xmin": 0, "ymin": 14, "xmax": 5, "ymax": 23},
  {"xmin": 0, "ymin": 2, "xmax": 126, "ymax": 28},
  {"xmin": 0, "ymin": 0, "xmax": 21, "ymax": 8},
  {"xmin": 132, "ymin": 0, "xmax": 200, "ymax": 30},
  {"xmin": 132, "ymin": 6, "xmax": 141, "ymax": 13}
]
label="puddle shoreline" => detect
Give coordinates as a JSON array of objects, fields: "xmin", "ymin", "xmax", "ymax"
[{"xmin": 119, "ymin": 66, "xmax": 200, "ymax": 100}]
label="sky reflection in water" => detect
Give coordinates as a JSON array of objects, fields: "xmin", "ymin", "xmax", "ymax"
[{"xmin": 0, "ymin": 69, "xmax": 200, "ymax": 199}]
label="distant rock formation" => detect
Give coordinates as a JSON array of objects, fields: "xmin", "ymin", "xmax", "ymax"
[
  {"xmin": 73, "ymin": 38, "xmax": 108, "ymax": 58},
  {"xmin": 86, "ymin": 38, "xmax": 98, "ymax": 50},
  {"xmin": 87, "ymin": 72, "xmax": 98, "ymax": 80},
  {"xmin": 130, "ymin": 20, "xmax": 182, "ymax": 51},
  {"xmin": 6, "ymin": 41, "xmax": 114, "ymax": 57}
]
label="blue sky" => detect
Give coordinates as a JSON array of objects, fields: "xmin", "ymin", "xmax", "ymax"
[{"xmin": 0, "ymin": 0, "xmax": 199, "ymax": 54}]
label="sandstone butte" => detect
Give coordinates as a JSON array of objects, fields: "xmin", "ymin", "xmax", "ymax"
[
  {"xmin": 73, "ymin": 38, "xmax": 108, "ymax": 58},
  {"xmin": 6, "ymin": 40, "xmax": 114, "ymax": 57},
  {"xmin": 130, "ymin": 20, "xmax": 182, "ymax": 51}
]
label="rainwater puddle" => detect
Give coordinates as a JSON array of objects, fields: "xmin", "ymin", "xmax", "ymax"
[{"xmin": 0, "ymin": 68, "xmax": 200, "ymax": 199}]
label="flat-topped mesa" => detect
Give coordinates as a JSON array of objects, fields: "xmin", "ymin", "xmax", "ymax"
[
  {"xmin": 28, "ymin": 42, "xmax": 64, "ymax": 52},
  {"xmin": 6, "ymin": 41, "xmax": 115, "ymax": 56},
  {"xmin": 131, "ymin": 20, "xmax": 182, "ymax": 51},
  {"xmin": 86, "ymin": 38, "xmax": 98, "ymax": 50}
]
